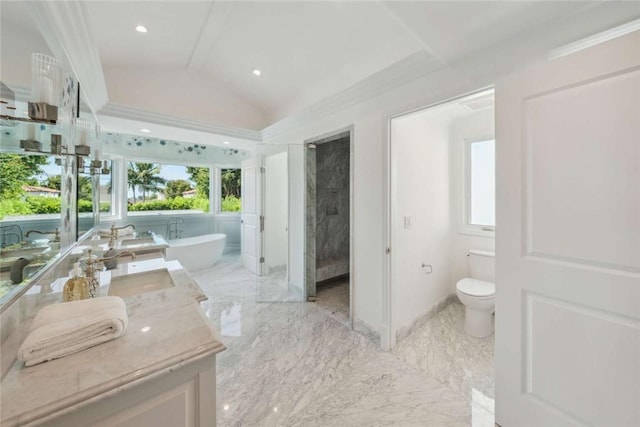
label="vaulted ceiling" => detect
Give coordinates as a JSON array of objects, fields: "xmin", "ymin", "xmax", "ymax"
[{"xmin": 2, "ymin": 1, "xmax": 639, "ymax": 137}]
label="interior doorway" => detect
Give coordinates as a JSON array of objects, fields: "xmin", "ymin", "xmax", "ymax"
[
  {"xmin": 305, "ymin": 128, "xmax": 353, "ymax": 326},
  {"xmin": 386, "ymin": 89, "xmax": 495, "ymax": 348}
]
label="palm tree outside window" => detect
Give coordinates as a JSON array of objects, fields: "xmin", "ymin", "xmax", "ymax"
[{"xmin": 126, "ymin": 162, "xmax": 210, "ymax": 213}]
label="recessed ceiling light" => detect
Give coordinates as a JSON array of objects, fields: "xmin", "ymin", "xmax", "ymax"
[
  {"xmin": 223, "ymin": 141, "xmax": 230, "ymax": 145},
  {"xmin": 140, "ymin": 128, "xmax": 151, "ymax": 133},
  {"xmin": 252, "ymin": 68, "xmax": 262, "ymax": 77},
  {"xmin": 136, "ymin": 25, "xmax": 148, "ymax": 33}
]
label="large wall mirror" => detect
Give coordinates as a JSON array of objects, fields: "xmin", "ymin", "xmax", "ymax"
[
  {"xmin": 0, "ymin": 121, "xmax": 66, "ymax": 302},
  {"xmin": 0, "ymin": 108, "xmax": 102, "ymax": 307}
]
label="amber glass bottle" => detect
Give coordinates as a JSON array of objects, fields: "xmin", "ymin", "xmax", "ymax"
[{"xmin": 63, "ymin": 262, "xmax": 89, "ymax": 302}]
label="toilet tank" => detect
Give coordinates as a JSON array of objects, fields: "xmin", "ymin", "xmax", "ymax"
[{"xmin": 469, "ymin": 250, "xmax": 495, "ymax": 282}]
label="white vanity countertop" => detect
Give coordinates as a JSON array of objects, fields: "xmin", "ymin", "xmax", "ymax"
[
  {"xmin": 69, "ymin": 232, "xmax": 170, "ymax": 256},
  {"xmin": 0, "ymin": 259, "xmax": 225, "ymax": 427}
]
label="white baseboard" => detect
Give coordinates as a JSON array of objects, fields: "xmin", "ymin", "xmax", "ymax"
[
  {"xmin": 353, "ymin": 317, "xmax": 380, "ymax": 347},
  {"xmin": 395, "ymin": 293, "xmax": 457, "ymax": 344}
]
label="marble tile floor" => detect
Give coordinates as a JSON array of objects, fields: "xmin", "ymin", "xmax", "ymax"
[
  {"xmin": 192, "ymin": 254, "xmax": 494, "ymax": 426},
  {"xmin": 315, "ymin": 276, "xmax": 350, "ymax": 326},
  {"xmin": 392, "ymin": 302, "xmax": 495, "ymax": 425}
]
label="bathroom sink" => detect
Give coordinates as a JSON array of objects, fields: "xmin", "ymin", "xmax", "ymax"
[
  {"xmin": 120, "ymin": 237, "xmax": 155, "ymax": 247},
  {"xmin": 0, "ymin": 247, "xmax": 51, "ymax": 270},
  {"xmin": 107, "ymin": 268, "xmax": 175, "ymax": 298},
  {"xmin": 0, "ymin": 246, "xmax": 49, "ymax": 259}
]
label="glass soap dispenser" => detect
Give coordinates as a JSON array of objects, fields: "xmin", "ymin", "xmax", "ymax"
[{"xmin": 63, "ymin": 262, "xmax": 89, "ymax": 302}]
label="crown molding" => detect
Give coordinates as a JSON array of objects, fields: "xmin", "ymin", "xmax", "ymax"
[
  {"xmin": 27, "ymin": 1, "xmax": 109, "ymax": 114},
  {"xmin": 549, "ymin": 17, "xmax": 640, "ymax": 60},
  {"xmin": 99, "ymin": 103, "xmax": 262, "ymax": 142},
  {"xmin": 260, "ymin": 51, "xmax": 444, "ymax": 141}
]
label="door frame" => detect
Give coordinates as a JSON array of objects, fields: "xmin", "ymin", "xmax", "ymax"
[
  {"xmin": 381, "ymin": 86, "xmax": 494, "ymax": 350},
  {"xmin": 304, "ymin": 125, "xmax": 355, "ymax": 329}
]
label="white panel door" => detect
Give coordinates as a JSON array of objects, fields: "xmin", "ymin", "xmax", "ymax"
[
  {"xmin": 241, "ymin": 158, "xmax": 262, "ymax": 275},
  {"xmin": 263, "ymin": 151, "xmax": 289, "ymax": 274},
  {"xmin": 495, "ymin": 31, "xmax": 640, "ymax": 426}
]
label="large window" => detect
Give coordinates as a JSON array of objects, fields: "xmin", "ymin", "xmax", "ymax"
[
  {"xmin": 467, "ymin": 139, "xmax": 495, "ymax": 229},
  {"xmin": 220, "ymin": 168, "xmax": 241, "ymax": 213},
  {"xmin": 126, "ymin": 162, "xmax": 210, "ymax": 213}
]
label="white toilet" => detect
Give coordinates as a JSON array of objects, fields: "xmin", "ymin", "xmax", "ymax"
[{"xmin": 456, "ymin": 249, "xmax": 495, "ymax": 338}]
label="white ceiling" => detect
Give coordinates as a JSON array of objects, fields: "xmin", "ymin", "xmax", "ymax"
[
  {"xmin": 86, "ymin": 2, "xmax": 212, "ymax": 68},
  {"xmin": 81, "ymin": 0, "xmax": 612, "ymax": 126},
  {"xmin": 3, "ymin": 1, "xmax": 637, "ymax": 134},
  {"xmin": 197, "ymin": 1, "xmax": 424, "ymax": 120},
  {"xmin": 0, "ymin": 2, "xmax": 52, "ymax": 89}
]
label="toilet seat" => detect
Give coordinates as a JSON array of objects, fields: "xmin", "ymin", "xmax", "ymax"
[{"xmin": 456, "ymin": 278, "xmax": 495, "ymax": 298}]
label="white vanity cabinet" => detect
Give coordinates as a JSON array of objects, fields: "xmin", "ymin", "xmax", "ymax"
[
  {"xmin": 45, "ymin": 355, "xmax": 217, "ymax": 427},
  {"xmin": 1, "ymin": 261, "xmax": 225, "ymax": 427}
]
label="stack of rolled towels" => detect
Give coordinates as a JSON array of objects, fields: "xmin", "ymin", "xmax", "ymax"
[{"xmin": 18, "ymin": 296, "xmax": 128, "ymax": 367}]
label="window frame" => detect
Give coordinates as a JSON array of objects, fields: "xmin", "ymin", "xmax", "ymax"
[
  {"xmin": 461, "ymin": 137, "xmax": 495, "ymax": 237},
  {"xmin": 78, "ymin": 158, "xmax": 117, "ymax": 222}
]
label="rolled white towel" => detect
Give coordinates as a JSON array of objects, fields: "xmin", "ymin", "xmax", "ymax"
[{"xmin": 18, "ymin": 296, "xmax": 128, "ymax": 367}]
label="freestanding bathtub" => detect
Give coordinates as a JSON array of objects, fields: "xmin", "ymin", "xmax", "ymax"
[{"xmin": 165, "ymin": 233, "xmax": 226, "ymax": 271}]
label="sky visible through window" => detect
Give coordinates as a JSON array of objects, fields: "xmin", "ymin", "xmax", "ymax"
[{"xmin": 470, "ymin": 139, "xmax": 495, "ymax": 226}]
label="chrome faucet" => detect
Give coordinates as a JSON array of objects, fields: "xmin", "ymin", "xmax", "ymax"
[
  {"xmin": 85, "ymin": 249, "xmax": 136, "ymax": 297},
  {"xmin": 25, "ymin": 228, "xmax": 60, "ymax": 242}
]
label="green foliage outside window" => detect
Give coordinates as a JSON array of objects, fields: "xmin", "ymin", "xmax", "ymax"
[
  {"xmin": 186, "ymin": 166, "xmax": 210, "ymax": 198},
  {"xmin": 126, "ymin": 162, "xmax": 210, "ymax": 213},
  {"xmin": 221, "ymin": 195, "xmax": 241, "ymax": 212},
  {"xmin": 128, "ymin": 162, "xmax": 167, "ymax": 203},
  {"xmin": 165, "ymin": 179, "xmax": 192, "ymax": 200},
  {"xmin": 220, "ymin": 169, "xmax": 241, "ymax": 212},
  {"xmin": 128, "ymin": 197, "xmax": 209, "ymax": 212},
  {"xmin": 0, "ymin": 154, "xmax": 48, "ymax": 198}
]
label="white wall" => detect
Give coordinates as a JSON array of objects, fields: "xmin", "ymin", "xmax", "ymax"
[
  {"xmin": 391, "ymin": 109, "xmax": 452, "ymax": 339},
  {"xmin": 450, "ymin": 108, "xmax": 496, "ymax": 286},
  {"xmin": 215, "ymin": 215, "xmax": 241, "ymax": 248},
  {"xmin": 263, "ymin": 79, "xmax": 453, "ymax": 334},
  {"xmin": 264, "ymin": 74, "xmax": 498, "ymax": 338},
  {"xmin": 264, "ymin": 151, "xmax": 288, "ymax": 272},
  {"xmin": 235, "ymin": 6, "xmax": 633, "ymax": 339}
]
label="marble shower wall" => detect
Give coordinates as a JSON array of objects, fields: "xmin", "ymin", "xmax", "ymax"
[{"xmin": 315, "ymin": 137, "xmax": 350, "ymax": 280}]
